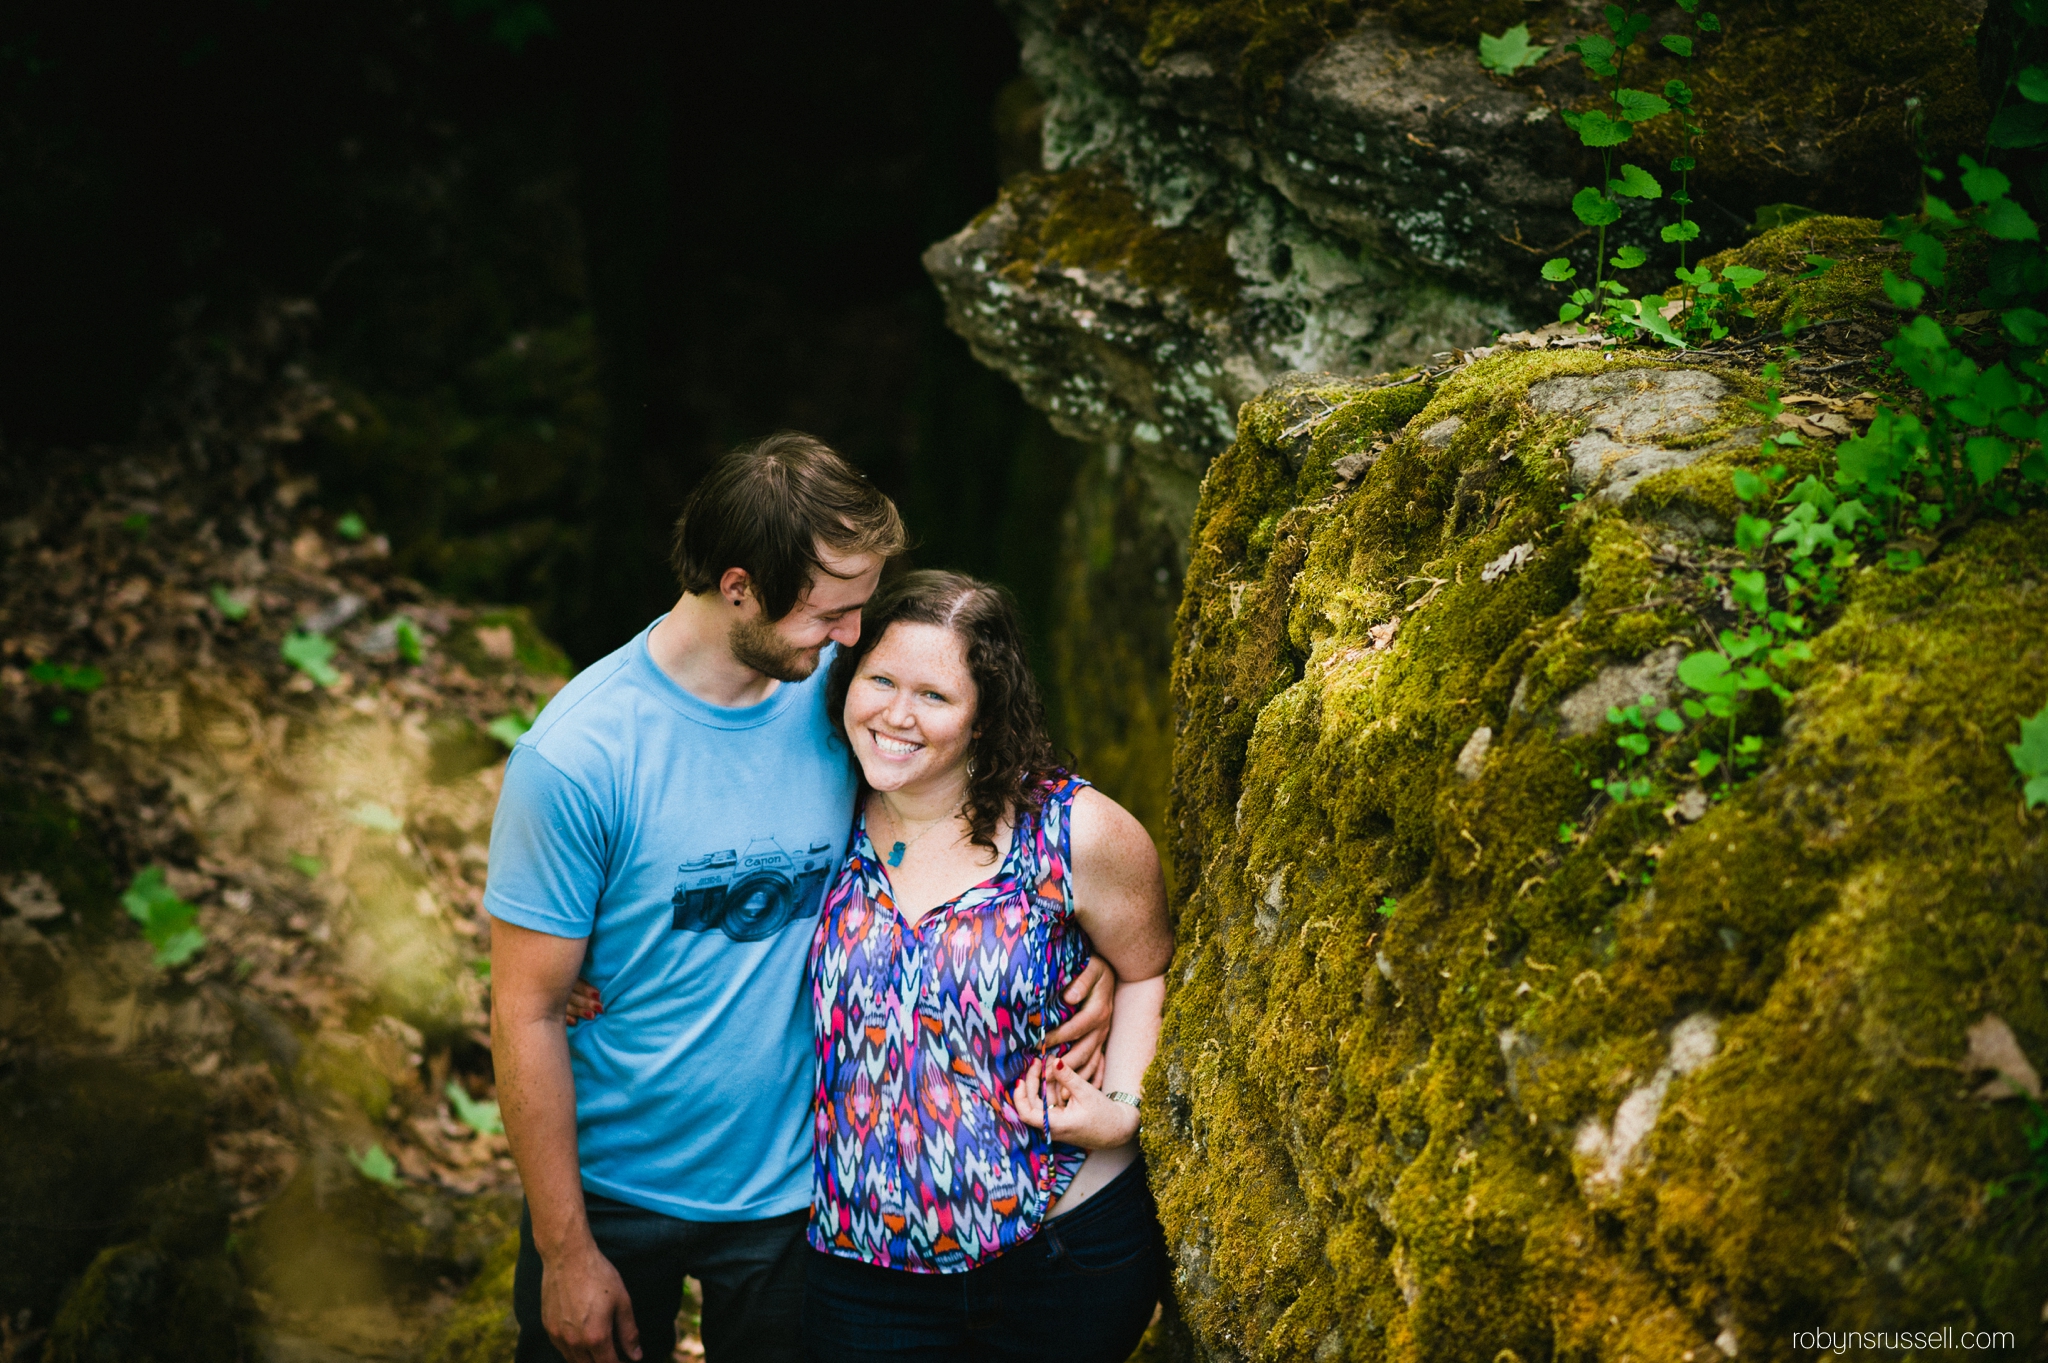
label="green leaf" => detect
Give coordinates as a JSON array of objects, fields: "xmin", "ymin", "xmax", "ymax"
[
  {"xmin": 1610, "ymin": 163, "xmax": 1663, "ymax": 198},
  {"xmin": 1661, "ymin": 219, "xmax": 1701, "ymax": 243},
  {"xmin": 1541, "ymin": 257, "xmax": 1579, "ymax": 282},
  {"xmin": 2019, "ymin": 64, "xmax": 2048, "ymax": 103},
  {"xmin": 1479, "ymin": 23, "xmax": 1550, "ymax": 73},
  {"xmin": 2009, "ymin": 705, "xmax": 2048, "ymax": 800},
  {"xmin": 1692, "ymin": 750, "xmax": 1721, "ymax": 778},
  {"xmin": 1558, "ymin": 822, "xmax": 1577, "ymax": 844},
  {"xmin": 1797, "ymin": 255, "xmax": 1837, "ymax": 279},
  {"xmin": 28, "ymin": 661, "xmax": 106, "ymax": 693},
  {"xmin": 1882, "ymin": 270, "xmax": 1926, "ymax": 309},
  {"xmin": 348, "ymin": 802, "xmax": 405, "ymax": 834},
  {"xmin": 1654, "ymin": 708, "xmax": 1685, "ymax": 733},
  {"xmin": 445, "ymin": 1080, "xmax": 505, "ymax": 1136},
  {"xmin": 1720, "ymin": 265, "xmax": 1767, "ymax": 291},
  {"xmin": 1617, "ymin": 732, "xmax": 1651, "ymax": 757},
  {"xmin": 1966, "ymin": 435, "xmax": 2013, "ymax": 484},
  {"xmin": 349, "ymin": 1144, "xmax": 400, "ymax": 1187},
  {"xmin": 488, "ymin": 710, "xmax": 536, "ymax": 748},
  {"xmin": 1567, "ymin": 33, "xmax": 1618, "ymax": 75},
  {"xmin": 1734, "ymin": 512, "xmax": 1772, "ymax": 553},
  {"xmin": 1961, "ymin": 157, "xmax": 2014, "ymax": 205},
  {"xmin": 1730, "ymin": 567, "xmax": 1769, "ymax": 614},
  {"xmin": 281, "ymin": 631, "xmax": 341, "ymax": 687},
  {"xmin": 1573, "ymin": 187, "xmax": 1622, "ymax": 226},
  {"xmin": 2005, "ymin": 307, "xmax": 2048, "ymax": 345},
  {"xmin": 1984, "ymin": 198, "xmax": 2040, "ymax": 241},
  {"xmin": 394, "ymin": 617, "xmax": 423, "ymax": 666},
  {"xmin": 1620, "ymin": 295, "xmax": 1686, "ymax": 347},
  {"xmin": 1558, "ymin": 302, "xmax": 1586, "ymax": 322},
  {"xmin": 1376, "ymin": 895, "xmax": 1398, "ymax": 918},
  {"xmin": 1697, "ymin": 12, "xmax": 1720, "ymax": 31},
  {"xmin": 1610, "ymin": 244, "xmax": 1649, "ymax": 269},
  {"xmin": 1730, "ymin": 468, "xmax": 1769, "ymax": 502},
  {"xmin": 1613, "ymin": 88, "xmax": 1672, "ymax": 122},
  {"xmin": 1661, "ymin": 34, "xmax": 1693, "ymax": 57},
  {"xmin": 122, "ymin": 866, "xmax": 206, "ymax": 968},
  {"xmin": 210, "ymin": 585, "xmax": 252, "ymax": 620},
  {"xmin": 1677, "ymin": 650, "xmax": 1738, "ymax": 696},
  {"xmin": 335, "ymin": 513, "xmax": 366, "ymax": 542},
  {"xmin": 1562, "ymin": 108, "xmax": 1633, "ymax": 147}
]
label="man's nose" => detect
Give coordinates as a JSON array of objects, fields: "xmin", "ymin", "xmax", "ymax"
[{"xmin": 831, "ymin": 611, "xmax": 861, "ymax": 647}]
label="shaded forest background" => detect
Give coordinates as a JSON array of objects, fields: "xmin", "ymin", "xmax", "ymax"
[{"xmin": 0, "ymin": 0, "xmax": 1077, "ymax": 678}]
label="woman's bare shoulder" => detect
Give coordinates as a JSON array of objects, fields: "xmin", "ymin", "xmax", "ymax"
[{"xmin": 1067, "ymin": 785, "xmax": 1159, "ymax": 876}]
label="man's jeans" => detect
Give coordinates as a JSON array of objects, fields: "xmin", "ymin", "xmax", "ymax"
[{"xmin": 514, "ymin": 1194, "xmax": 808, "ymax": 1362}]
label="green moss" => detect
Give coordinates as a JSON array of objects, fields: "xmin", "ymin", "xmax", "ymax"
[
  {"xmin": 0, "ymin": 1059, "xmax": 217, "ymax": 1328},
  {"xmin": 1621, "ymin": 0, "xmax": 1986, "ymax": 220},
  {"xmin": 44, "ymin": 1242, "xmax": 241, "ymax": 1363},
  {"xmin": 994, "ymin": 165, "xmax": 1241, "ymax": 315},
  {"xmin": 1153, "ymin": 345, "xmax": 2048, "ymax": 1360},
  {"xmin": 444, "ymin": 605, "xmax": 573, "ymax": 679},
  {"xmin": 418, "ymin": 1230, "xmax": 519, "ymax": 1363}
]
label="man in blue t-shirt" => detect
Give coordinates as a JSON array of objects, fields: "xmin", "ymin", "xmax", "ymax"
[{"xmin": 485, "ymin": 433, "xmax": 1111, "ymax": 1363}]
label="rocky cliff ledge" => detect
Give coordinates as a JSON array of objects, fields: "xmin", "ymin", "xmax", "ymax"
[{"xmin": 926, "ymin": 0, "xmax": 1987, "ymax": 843}]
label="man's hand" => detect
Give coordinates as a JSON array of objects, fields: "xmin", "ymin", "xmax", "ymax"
[
  {"xmin": 1046, "ymin": 955, "xmax": 1115, "ymax": 1084},
  {"xmin": 542, "ymin": 1242, "xmax": 641, "ymax": 1363}
]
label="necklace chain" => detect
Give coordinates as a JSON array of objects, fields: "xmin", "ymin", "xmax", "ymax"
[{"xmin": 877, "ymin": 795, "xmax": 962, "ymax": 868}]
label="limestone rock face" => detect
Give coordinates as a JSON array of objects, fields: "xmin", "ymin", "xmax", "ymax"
[
  {"xmin": 1146, "ymin": 354, "xmax": 2048, "ymax": 1361},
  {"xmin": 926, "ymin": 0, "xmax": 1984, "ymax": 841}
]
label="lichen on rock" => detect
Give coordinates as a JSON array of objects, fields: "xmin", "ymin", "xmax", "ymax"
[{"xmin": 1145, "ymin": 352, "xmax": 2048, "ymax": 1360}]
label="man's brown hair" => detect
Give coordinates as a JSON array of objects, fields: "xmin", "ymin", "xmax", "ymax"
[{"xmin": 670, "ymin": 431, "xmax": 907, "ymax": 620}]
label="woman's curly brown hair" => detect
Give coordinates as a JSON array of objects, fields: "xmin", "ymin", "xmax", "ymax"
[{"xmin": 826, "ymin": 569, "xmax": 1065, "ymax": 854}]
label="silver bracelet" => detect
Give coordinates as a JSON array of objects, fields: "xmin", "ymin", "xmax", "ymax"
[{"xmin": 1107, "ymin": 1090, "xmax": 1142, "ymax": 1109}]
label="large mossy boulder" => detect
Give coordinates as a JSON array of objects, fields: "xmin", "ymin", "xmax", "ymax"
[{"xmin": 1144, "ymin": 352, "xmax": 2048, "ymax": 1360}]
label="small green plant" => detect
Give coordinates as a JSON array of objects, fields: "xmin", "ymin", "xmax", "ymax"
[
  {"xmin": 394, "ymin": 616, "xmax": 423, "ymax": 665},
  {"xmin": 1478, "ymin": 23, "xmax": 1548, "ymax": 75},
  {"xmin": 2010, "ymin": 703, "xmax": 2048, "ymax": 810},
  {"xmin": 209, "ymin": 584, "xmax": 251, "ymax": 620},
  {"xmin": 122, "ymin": 866, "xmax": 206, "ymax": 968},
  {"xmin": 281, "ymin": 631, "xmax": 341, "ymax": 687},
  {"xmin": 1983, "ymin": 1089, "xmax": 2048, "ymax": 1204},
  {"xmin": 29, "ymin": 661, "xmax": 105, "ymax": 692},
  {"xmin": 1376, "ymin": 895, "xmax": 1398, "ymax": 918},
  {"xmin": 349, "ymin": 1143, "xmax": 400, "ymax": 1187},
  {"xmin": 289, "ymin": 852, "xmax": 324, "ymax": 878},
  {"xmin": 1594, "ymin": 694, "xmax": 1684, "ymax": 802},
  {"xmin": 445, "ymin": 1080, "xmax": 504, "ymax": 1135},
  {"xmin": 335, "ymin": 512, "xmax": 367, "ymax": 541}
]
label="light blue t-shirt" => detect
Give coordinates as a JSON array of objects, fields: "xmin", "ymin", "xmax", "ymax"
[{"xmin": 484, "ymin": 619, "xmax": 855, "ymax": 1221}]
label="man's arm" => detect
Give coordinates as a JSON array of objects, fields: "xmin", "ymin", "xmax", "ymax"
[{"xmin": 492, "ymin": 919, "xmax": 641, "ymax": 1363}]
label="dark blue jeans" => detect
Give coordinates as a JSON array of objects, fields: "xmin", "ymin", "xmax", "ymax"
[
  {"xmin": 515, "ymin": 1193, "xmax": 809, "ymax": 1363},
  {"xmin": 801, "ymin": 1158, "xmax": 1167, "ymax": 1363}
]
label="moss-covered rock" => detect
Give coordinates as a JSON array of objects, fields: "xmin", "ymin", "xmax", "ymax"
[
  {"xmin": 418, "ymin": 1229, "xmax": 521, "ymax": 1363},
  {"xmin": 1147, "ymin": 356, "xmax": 2048, "ymax": 1361}
]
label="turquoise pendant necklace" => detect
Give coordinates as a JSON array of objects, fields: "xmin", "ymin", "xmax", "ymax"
[{"xmin": 879, "ymin": 802, "xmax": 952, "ymax": 868}]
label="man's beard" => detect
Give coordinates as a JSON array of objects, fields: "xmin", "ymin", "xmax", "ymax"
[{"xmin": 728, "ymin": 614, "xmax": 820, "ymax": 683}]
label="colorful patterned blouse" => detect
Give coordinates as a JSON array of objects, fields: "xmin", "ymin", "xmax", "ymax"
[{"xmin": 807, "ymin": 776, "xmax": 1093, "ymax": 1274}]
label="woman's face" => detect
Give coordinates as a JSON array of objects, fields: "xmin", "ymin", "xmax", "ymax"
[{"xmin": 842, "ymin": 622, "xmax": 978, "ymax": 796}]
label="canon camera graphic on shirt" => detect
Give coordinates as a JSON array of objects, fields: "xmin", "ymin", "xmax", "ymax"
[{"xmin": 670, "ymin": 836, "xmax": 836, "ymax": 942}]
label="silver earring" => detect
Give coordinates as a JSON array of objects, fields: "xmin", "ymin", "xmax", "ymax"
[{"xmin": 967, "ymin": 755, "xmax": 978, "ymax": 778}]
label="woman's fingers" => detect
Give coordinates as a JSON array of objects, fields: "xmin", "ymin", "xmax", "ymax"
[{"xmin": 563, "ymin": 977, "xmax": 602, "ymax": 1025}]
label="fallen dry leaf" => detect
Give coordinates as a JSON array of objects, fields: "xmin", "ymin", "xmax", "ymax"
[{"xmin": 1965, "ymin": 1014, "xmax": 2042, "ymax": 1100}]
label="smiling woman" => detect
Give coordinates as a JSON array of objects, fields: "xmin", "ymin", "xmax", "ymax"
[{"xmin": 805, "ymin": 568, "xmax": 1174, "ymax": 1362}]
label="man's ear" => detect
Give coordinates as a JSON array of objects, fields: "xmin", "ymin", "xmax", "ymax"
[{"xmin": 717, "ymin": 567, "xmax": 753, "ymax": 608}]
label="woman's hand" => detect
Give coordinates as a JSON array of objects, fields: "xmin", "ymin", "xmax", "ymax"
[
  {"xmin": 1011, "ymin": 1054, "xmax": 1138, "ymax": 1151},
  {"xmin": 564, "ymin": 978, "xmax": 602, "ymax": 1026}
]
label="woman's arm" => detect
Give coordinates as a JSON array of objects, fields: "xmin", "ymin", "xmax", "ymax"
[{"xmin": 1013, "ymin": 787, "xmax": 1173, "ymax": 1147}]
